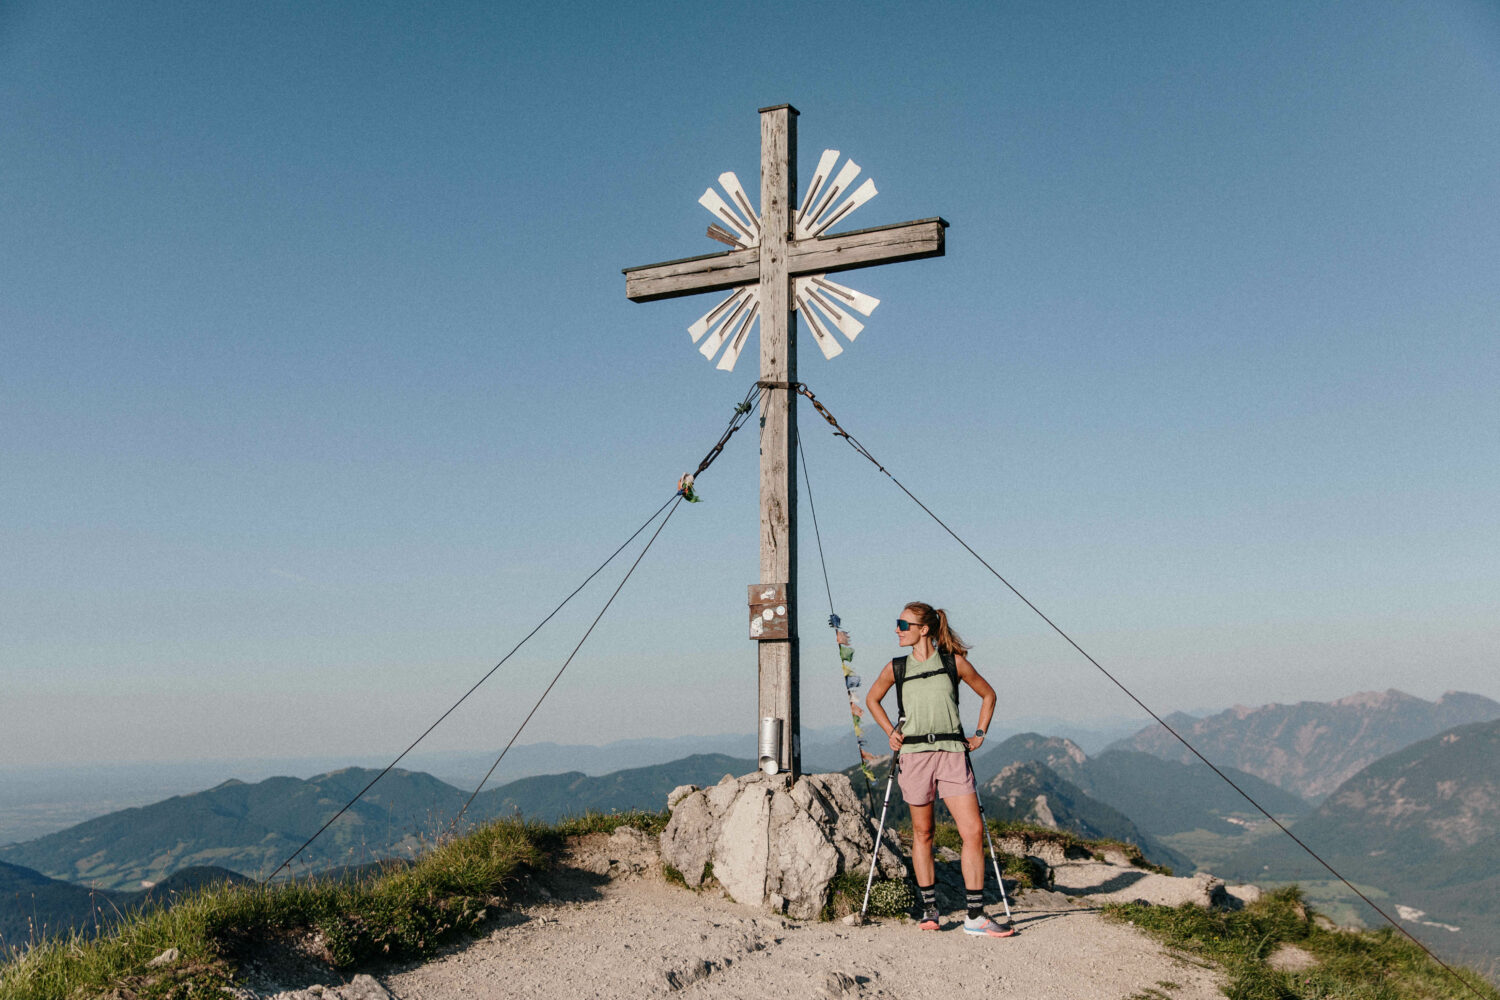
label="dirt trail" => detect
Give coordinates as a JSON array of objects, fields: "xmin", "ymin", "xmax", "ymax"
[{"xmin": 368, "ymin": 865, "xmax": 1224, "ymax": 1000}]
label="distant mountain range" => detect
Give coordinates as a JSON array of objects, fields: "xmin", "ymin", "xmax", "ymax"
[
  {"xmin": 844, "ymin": 738, "xmax": 1196, "ymax": 872},
  {"xmin": 8, "ymin": 688, "xmax": 1497, "ymax": 956},
  {"xmin": 0, "ymin": 755, "xmax": 752, "ymax": 892},
  {"xmin": 972, "ymin": 733, "xmax": 1309, "ymax": 839},
  {"xmin": 0, "ymin": 716, "xmax": 1154, "ymax": 847},
  {"xmin": 976, "ymin": 760, "xmax": 1190, "ymax": 872},
  {"xmin": 1218, "ymin": 718, "xmax": 1500, "ymax": 976},
  {"xmin": 1107, "ymin": 690, "xmax": 1500, "ymax": 800}
]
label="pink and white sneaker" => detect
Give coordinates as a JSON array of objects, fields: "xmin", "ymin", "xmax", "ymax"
[{"xmin": 963, "ymin": 915, "xmax": 1016, "ymax": 937}]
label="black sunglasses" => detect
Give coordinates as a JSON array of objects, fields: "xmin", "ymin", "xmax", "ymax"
[{"xmin": 896, "ymin": 619, "xmax": 922, "ymax": 632}]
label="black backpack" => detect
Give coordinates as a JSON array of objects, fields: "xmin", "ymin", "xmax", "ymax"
[{"xmin": 892, "ymin": 647, "xmax": 966, "ymax": 745}]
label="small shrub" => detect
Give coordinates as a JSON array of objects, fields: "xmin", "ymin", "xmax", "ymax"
[{"xmin": 866, "ymin": 880, "xmax": 916, "ymax": 919}]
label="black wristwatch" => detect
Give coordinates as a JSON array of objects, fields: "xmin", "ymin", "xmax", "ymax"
[{"xmin": 973, "ymin": 729, "xmax": 986, "ymax": 739}]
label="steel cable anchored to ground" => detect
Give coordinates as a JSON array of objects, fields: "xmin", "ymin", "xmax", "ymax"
[
  {"xmin": 791, "ymin": 381, "xmax": 1489, "ymax": 1000},
  {"xmin": 263, "ymin": 384, "xmax": 765, "ymax": 884}
]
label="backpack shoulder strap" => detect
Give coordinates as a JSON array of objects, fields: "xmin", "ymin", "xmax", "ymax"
[
  {"xmin": 940, "ymin": 647, "xmax": 960, "ymax": 693},
  {"xmin": 892, "ymin": 655, "xmax": 909, "ymax": 726}
]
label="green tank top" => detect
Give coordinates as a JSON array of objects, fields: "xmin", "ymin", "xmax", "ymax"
[{"xmin": 898, "ymin": 648, "xmax": 965, "ymax": 754}]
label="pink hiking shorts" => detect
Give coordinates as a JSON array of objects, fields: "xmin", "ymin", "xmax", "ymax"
[{"xmin": 896, "ymin": 750, "xmax": 976, "ymax": 806}]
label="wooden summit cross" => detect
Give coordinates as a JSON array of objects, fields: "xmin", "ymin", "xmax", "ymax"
[{"xmin": 623, "ymin": 104, "xmax": 946, "ymax": 778}]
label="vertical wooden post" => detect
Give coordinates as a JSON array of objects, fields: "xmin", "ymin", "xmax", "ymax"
[{"xmin": 757, "ymin": 104, "xmax": 800, "ymax": 778}]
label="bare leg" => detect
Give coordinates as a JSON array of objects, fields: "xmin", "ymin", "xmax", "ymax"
[
  {"xmin": 909, "ymin": 802, "xmax": 936, "ymax": 887},
  {"xmin": 943, "ymin": 792, "xmax": 985, "ymax": 891}
]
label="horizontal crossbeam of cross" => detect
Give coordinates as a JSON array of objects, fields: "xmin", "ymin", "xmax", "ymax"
[{"xmin": 622, "ymin": 217, "xmax": 948, "ymax": 303}]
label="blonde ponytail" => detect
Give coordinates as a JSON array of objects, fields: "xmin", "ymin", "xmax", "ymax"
[{"xmin": 902, "ymin": 602, "xmax": 971, "ymax": 655}]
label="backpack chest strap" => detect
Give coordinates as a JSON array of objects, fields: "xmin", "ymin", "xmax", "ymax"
[{"xmin": 892, "ymin": 650, "xmax": 963, "ymax": 742}]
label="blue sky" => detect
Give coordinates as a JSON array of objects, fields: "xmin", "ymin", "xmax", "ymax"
[{"xmin": 3, "ymin": 1, "xmax": 1497, "ymax": 767}]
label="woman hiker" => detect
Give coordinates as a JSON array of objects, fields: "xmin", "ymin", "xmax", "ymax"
[{"xmin": 864, "ymin": 602, "xmax": 1011, "ymax": 936}]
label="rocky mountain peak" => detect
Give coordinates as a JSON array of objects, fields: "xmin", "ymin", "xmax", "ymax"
[
  {"xmin": 1107, "ymin": 689, "xmax": 1500, "ymax": 801},
  {"xmin": 1330, "ymin": 689, "xmax": 1413, "ymax": 710}
]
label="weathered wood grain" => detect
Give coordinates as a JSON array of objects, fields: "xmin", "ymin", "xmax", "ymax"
[
  {"xmin": 623, "ymin": 247, "xmax": 760, "ymax": 302},
  {"xmin": 789, "ymin": 217, "xmax": 946, "ymax": 276},
  {"xmin": 623, "ymin": 217, "xmax": 946, "ymax": 301},
  {"xmin": 757, "ymin": 103, "xmax": 801, "ymax": 779}
]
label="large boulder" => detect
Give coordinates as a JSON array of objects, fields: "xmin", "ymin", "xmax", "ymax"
[{"xmin": 660, "ymin": 771, "xmax": 906, "ymax": 919}]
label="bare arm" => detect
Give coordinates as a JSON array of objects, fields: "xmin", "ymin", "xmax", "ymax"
[
  {"xmin": 954, "ymin": 653, "xmax": 996, "ymax": 751},
  {"xmin": 864, "ymin": 661, "xmax": 905, "ymax": 752}
]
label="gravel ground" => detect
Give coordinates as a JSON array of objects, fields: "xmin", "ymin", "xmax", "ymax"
[
  {"xmin": 264, "ymin": 833, "xmax": 1226, "ymax": 1000},
  {"xmin": 381, "ymin": 878, "xmax": 1223, "ymax": 1000}
]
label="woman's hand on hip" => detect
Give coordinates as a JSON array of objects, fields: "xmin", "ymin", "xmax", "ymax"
[{"xmin": 966, "ymin": 734, "xmax": 985, "ymax": 752}]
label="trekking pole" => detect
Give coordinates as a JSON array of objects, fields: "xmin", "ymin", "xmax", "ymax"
[
  {"xmin": 965, "ymin": 744, "xmax": 1017, "ymax": 934},
  {"xmin": 859, "ymin": 717, "xmax": 904, "ymax": 921}
]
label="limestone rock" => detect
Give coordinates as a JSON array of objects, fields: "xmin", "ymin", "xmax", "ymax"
[
  {"xmin": 659, "ymin": 787, "xmax": 722, "ymax": 887},
  {"xmin": 1226, "ymin": 883, "xmax": 1262, "ymax": 906},
  {"xmin": 1190, "ymin": 873, "xmax": 1228, "ymax": 908},
  {"xmin": 266, "ymin": 977, "xmax": 391, "ymax": 1000},
  {"xmin": 1050, "ymin": 855, "xmax": 1235, "ymax": 909},
  {"xmin": 667, "ymin": 784, "xmax": 699, "ymax": 810},
  {"xmin": 338, "ymin": 976, "xmax": 392, "ymax": 1000},
  {"xmin": 824, "ymin": 970, "xmax": 859, "ymax": 997},
  {"xmin": 1267, "ymin": 943, "xmax": 1319, "ymax": 971},
  {"xmin": 659, "ymin": 771, "xmax": 906, "ymax": 919},
  {"xmin": 995, "ymin": 832, "xmax": 1090, "ymax": 867}
]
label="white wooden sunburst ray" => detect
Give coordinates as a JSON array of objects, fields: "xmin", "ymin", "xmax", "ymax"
[
  {"xmin": 794, "ymin": 274, "xmax": 880, "ymax": 360},
  {"xmin": 698, "ymin": 171, "xmax": 760, "ymax": 249},
  {"xmin": 795, "ymin": 150, "xmax": 878, "ymax": 240},
  {"xmin": 690, "ymin": 286, "xmax": 762, "ymax": 372},
  {"xmin": 687, "ymin": 153, "xmax": 881, "ymax": 372}
]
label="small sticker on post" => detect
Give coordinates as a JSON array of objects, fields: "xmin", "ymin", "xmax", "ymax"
[{"xmin": 748, "ymin": 582, "xmax": 791, "ymax": 640}]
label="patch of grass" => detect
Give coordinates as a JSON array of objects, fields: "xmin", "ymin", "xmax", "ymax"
[
  {"xmin": 932, "ymin": 825, "xmax": 964, "ymax": 853},
  {"xmin": 998, "ymin": 852, "xmax": 1051, "ymax": 891},
  {"xmin": 548, "ymin": 810, "xmax": 669, "ymax": 838},
  {"xmin": 0, "ymin": 818, "xmax": 558, "ymax": 1000},
  {"xmin": 1105, "ymin": 886, "xmax": 1500, "ymax": 1000}
]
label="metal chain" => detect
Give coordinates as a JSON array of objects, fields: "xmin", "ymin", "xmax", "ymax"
[{"xmin": 692, "ymin": 382, "xmax": 765, "ymax": 479}]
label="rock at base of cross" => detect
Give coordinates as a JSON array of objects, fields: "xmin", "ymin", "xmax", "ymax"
[{"xmin": 659, "ymin": 771, "xmax": 905, "ymax": 920}]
